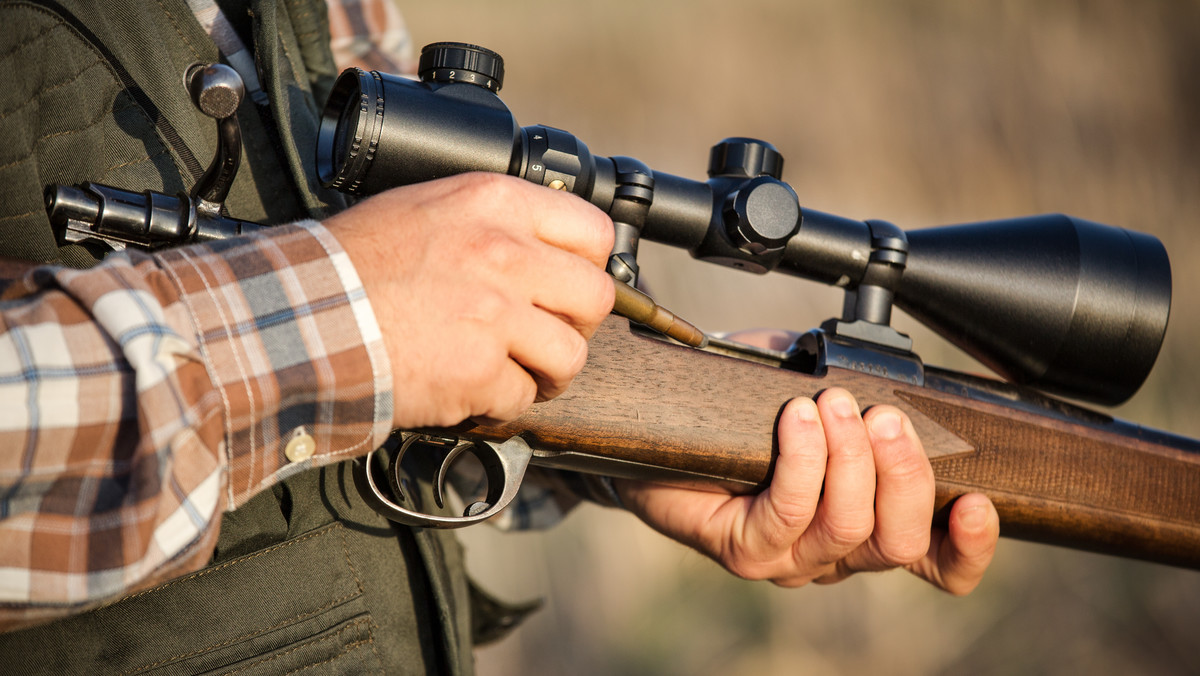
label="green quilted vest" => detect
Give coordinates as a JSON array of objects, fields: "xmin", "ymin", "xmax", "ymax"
[{"xmin": 0, "ymin": 1, "xmax": 495, "ymax": 673}]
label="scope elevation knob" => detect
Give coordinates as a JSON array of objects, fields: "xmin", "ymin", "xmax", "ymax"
[
  {"xmin": 418, "ymin": 42, "xmax": 505, "ymax": 92},
  {"xmin": 708, "ymin": 137, "xmax": 785, "ymax": 179}
]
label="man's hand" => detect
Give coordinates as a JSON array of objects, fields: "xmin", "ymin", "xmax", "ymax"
[
  {"xmin": 617, "ymin": 389, "xmax": 1000, "ymax": 595},
  {"xmin": 325, "ymin": 173, "xmax": 615, "ymax": 429}
]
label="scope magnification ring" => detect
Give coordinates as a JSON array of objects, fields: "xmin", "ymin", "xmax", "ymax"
[{"xmin": 317, "ymin": 69, "xmax": 386, "ymax": 192}]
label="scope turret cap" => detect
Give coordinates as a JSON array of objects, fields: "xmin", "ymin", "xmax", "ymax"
[
  {"xmin": 418, "ymin": 42, "xmax": 505, "ymax": 92},
  {"xmin": 723, "ymin": 176, "xmax": 801, "ymax": 254},
  {"xmin": 708, "ymin": 138, "xmax": 785, "ymax": 179}
]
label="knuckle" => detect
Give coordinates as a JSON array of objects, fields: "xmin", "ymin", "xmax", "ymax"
[
  {"xmin": 489, "ymin": 372, "xmax": 538, "ymax": 423},
  {"xmin": 771, "ymin": 575, "xmax": 814, "ymax": 589},
  {"xmin": 814, "ymin": 560, "xmax": 855, "ymax": 585},
  {"xmin": 772, "ymin": 508, "xmax": 812, "ymax": 535},
  {"xmin": 536, "ymin": 333, "xmax": 589, "ymax": 401},
  {"xmin": 874, "ymin": 534, "xmax": 929, "ymax": 566},
  {"xmin": 768, "ymin": 494, "xmax": 816, "ymax": 534},
  {"xmin": 561, "ymin": 330, "xmax": 590, "ymax": 377},
  {"xmin": 454, "ymin": 337, "xmax": 505, "ymax": 390},
  {"xmin": 880, "ymin": 450, "xmax": 935, "ymax": 490},
  {"xmin": 581, "ymin": 271, "xmax": 616, "ymax": 324},
  {"xmin": 755, "ymin": 525, "xmax": 796, "ymax": 555},
  {"xmin": 456, "ymin": 286, "xmax": 509, "ymax": 325},
  {"xmin": 469, "ymin": 229, "xmax": 525, "ymax": 273},
  {"xmin": 822, "ymin": 515, "xmax": 875, "ymax": 551},
  {"xmin": 456, "ymin": 171, "xmax": 518, "ymax": 199},
  {"xmin": 583, "ymin": 209, "xmax": 616, "ymax": 260},
  {"xmin": 723, "ymin": 556, "xmax": 771, "ymax": 582},
  {"xmin": 719, "ymin": 539, "xmax": 775, "ymax": 581},
  {"xmin": 943, "ymin": 576, "xmax": 981, "ymax": 597}
]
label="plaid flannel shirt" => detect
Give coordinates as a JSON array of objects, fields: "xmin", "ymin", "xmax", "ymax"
[
  {"xmin": 0, "ymin": 0, "xmax": 601, "ymax": 631},
  {"xmin": 0, "ymin": 222, "xmax": 394, "ymax": 630}
]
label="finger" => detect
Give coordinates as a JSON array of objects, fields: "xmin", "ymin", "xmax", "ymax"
[
  {"xmin": 907, "ymin": 493, "xmax": 999, "ymax": 595},
  {"xmin": 505, "ymin": 304, "xmax": 591, "ymax": 402},
  {"xmin": 523, "ymin": 244, "xmax": 615, "ymax": 337},
  {"xmin": 795, "ymin": 389, "xmax": 877, "ymax": 569},
  {"xmin": 619, "ymin": 480, "xmax": 738, "ymax": 553},
  {"xmin": 841, "ymin": 407, "xmax": 934, "ymax": 572},
  {"xmin": 505, "ymin": 177, "xmax": 615, "ymax": 268},
  {"xmin": 401, "ymin": 173, "xmax": 615, "ymax": 268},
  {"xmin": 458, "ymin": 222, "xmax": 614, "ymax": 338},
  {"xmin": 740, "ymin": 398, "xmax": 828, "ymax": 560},
  {"xmin": 467, "ymin": 357, "xmax": 540, "ymax": 426}
]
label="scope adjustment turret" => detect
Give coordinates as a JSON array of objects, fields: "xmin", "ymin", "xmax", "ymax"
[
  {"xmin": 418, "ymin": 42, "xmax": 505, "ymax": 92},
  {"xmin": 708, "ymin": 137, "xmax": 785, "ymax": 179},
  {"xmin": 722, "ymin": 176, "xmax": 801, "ymax": 255}
]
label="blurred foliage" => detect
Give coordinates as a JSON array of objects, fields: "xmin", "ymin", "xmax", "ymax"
[{"xmin": 398, "ymin": 1, "xmax": 1200, "ymax": 674}]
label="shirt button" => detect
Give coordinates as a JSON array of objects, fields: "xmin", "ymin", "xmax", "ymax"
[{"xmin": 285, "ymin": 428, "xmax": 316, "ymax": 462}]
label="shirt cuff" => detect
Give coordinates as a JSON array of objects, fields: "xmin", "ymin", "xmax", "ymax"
[{"xmin": 156, "ymin": 220, "xmax": 393, "ymax": 507}]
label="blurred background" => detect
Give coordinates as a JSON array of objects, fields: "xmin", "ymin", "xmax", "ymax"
[{"xmin": 398, "ymin": 1, "xmax": 1200, "ymax": 674}]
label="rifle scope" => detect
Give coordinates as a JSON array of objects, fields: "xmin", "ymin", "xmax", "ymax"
[{"xmin": 316, "ymin": 42, "xmax": 1171, "ymax": 406}]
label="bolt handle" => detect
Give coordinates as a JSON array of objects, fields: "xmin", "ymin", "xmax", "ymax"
[{"xmin": 185, "ymin": 63, "xmax": 245, "ymax": 211}]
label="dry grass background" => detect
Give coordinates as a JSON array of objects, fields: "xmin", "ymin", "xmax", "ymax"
[{"xmin": 398, "ymin": 1, "xmax": 1200, "ymax": 674}]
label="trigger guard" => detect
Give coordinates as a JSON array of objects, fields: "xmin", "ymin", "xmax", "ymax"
[{"xmin": 354, "ymin": 436, "xmax": 534, "ymax": 529}]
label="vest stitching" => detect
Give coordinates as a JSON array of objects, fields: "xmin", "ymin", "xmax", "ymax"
[
  {"xmin": 221, "ymin": 617, "xmax": 375, "ymax": 676},
  {"xmin": 280, "ymin": 635, "xmax": 380, "ymax": 675},
  {"xmin": 0, "ymin": 208, "xmax": 40, "ymax": 223},
  {"xmin": 152, "ymin": 0, "xmax": 202, "ymax": 60},
  {"xmin": 114, "ymin": 524, "xmax": 364, "ymax": 675},
  {"xmin": 335, "ymin": 511, "xmax": 367, "ymax": 594},
  {"xmin": 119, "ymin": 522, "xmax": 340, "ymax": 598},
  {"xmin": 285, "ymin": 2, "xmax": 317, "ymax": 40},
  {"xmin": 2, "ymin": 1, "xmax": 205, "ymax": 182},
  {"xmin": 336, "ymin": 521, "xmax": 384, "ymax": 666},
  {"xmin": 115, "ymin": 592, "xmax": 366, "ymax": 675},
  {"xmin": 275, "ymin": 24, "xmax": 304, "ymax": 93},
  {"xmin": 40, "ymin": 92, "xmax": 138, "ymax": 142},
  {"xmin": 0, "ymin": 154, "xmax": 32, "ymax": 172},
  {"xmin": 0, "ymin": 56, "xmax": 105, "ymax": 122},
  {"xmin": 102, "ymin": 154, "xmax": 167, "ymax": 174},
  {"xmin": 0, "ymin": 13, "xmax": 62, "ymax": 62}
]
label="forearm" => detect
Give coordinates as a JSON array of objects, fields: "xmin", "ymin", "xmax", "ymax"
[{"xmin": 0, "ymin": 221, "xmax": 393, "ymax": 630}]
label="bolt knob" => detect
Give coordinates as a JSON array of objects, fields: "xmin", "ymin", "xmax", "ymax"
[
  {"xmin": 418, "ymin": 42, "xmax": 505, "ymax": 92},
  {"xmin": 708, "ymin": 137, "xmax": 785, "ymax": 179},
  {"xmin": 187, "ymin": 63, "xmax": 245, "ymax": 120},
  {"xmin": 723, "ymin": 176, "xmax": 801, "ymax": 254}
]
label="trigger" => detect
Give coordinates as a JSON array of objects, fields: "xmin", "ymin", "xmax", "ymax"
[{"xmin": 433, "ymin": 441, "xmax": 475, "ymax": 510}]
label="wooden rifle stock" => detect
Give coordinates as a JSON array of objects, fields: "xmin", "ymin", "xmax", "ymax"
[{"xmin": 459, "ymin": 316, "xmax": 1200, "ymax": 569}]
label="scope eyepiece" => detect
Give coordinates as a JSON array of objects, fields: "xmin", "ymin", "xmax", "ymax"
[
  {"xmin": 317, "ymin": 64, "xmax": 520, "ymax": 196},
  {"xmin": 317, "ymin": 69, "xmax": 384, "ymax": 194}
]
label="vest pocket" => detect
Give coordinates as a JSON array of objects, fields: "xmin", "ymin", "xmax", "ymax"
[
  {"xmin": 191, "ymin": 614, "xmax": 380, "ymax": 675},
  {"xmin": 0, "ymin": 522, "xmax": 384, "ymax": 675}
]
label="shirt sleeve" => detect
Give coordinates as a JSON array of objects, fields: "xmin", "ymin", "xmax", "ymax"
[
  {"xmin": 0, "ymin": 220, "xmax": 392, "ymax": 631},
  {"xmin": 325, "ymin": 0, "xmax": 417, "ymax": 73}
]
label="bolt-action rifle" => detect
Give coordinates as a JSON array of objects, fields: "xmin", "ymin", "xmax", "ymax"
[{"xmin": 47, "ymin": 45, "xmax": 1200, "ymax": 569}]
